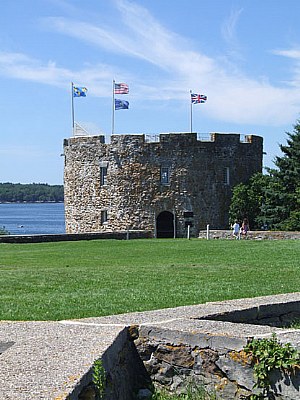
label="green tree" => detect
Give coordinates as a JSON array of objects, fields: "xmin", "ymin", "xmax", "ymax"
[
  {"xmin": 229, "ymin": 173, "xmax": 270, "ymax": 230},
  {"xmin": 229, "ymin": 182, "xmax": 249, "ymax": 226}
]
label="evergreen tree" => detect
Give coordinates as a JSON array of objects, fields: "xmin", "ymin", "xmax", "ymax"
[
  {"xmin": 265, "ymin": 120, "xmax": 300, "ymax": 230},
  {"xmin": 230, "ymin": 120, "xmax": 300, "ymax": 231}
]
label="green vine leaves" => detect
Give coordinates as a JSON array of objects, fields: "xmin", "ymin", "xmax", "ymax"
[{"xmin": 244, "ymin": 333, "xmax": 300, "ymax": 399}]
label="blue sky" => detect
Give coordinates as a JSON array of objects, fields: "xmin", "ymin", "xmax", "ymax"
[{"xmin": 1, "ymin": 0, "xmax": 300, "ymax": 184}]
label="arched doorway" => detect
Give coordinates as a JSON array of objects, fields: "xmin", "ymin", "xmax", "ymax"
[{"xmin": 156, "ymin": 211, "xmax": 175, "ymax": 238}]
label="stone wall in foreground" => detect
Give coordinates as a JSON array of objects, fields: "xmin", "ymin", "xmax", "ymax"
[
  {"xmin": 75, "ymin": 298, "xmax": 300, "ymax": 400},
  {"xmin": 75, "ymin": 328, "xmax": 152, "ymax": 400},
  {"xmin": 136, "ymin": 324, "xmax": 300, "ymax": 399}
]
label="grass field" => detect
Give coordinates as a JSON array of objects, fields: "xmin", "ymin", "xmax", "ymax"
[{"xmin": 0, "ymin": 238, "xmax": 299, "ymax": 321}]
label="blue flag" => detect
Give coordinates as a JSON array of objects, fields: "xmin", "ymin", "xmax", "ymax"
[
  {"xmin": 73, "ymin": 86, "xmax": 88, "ymax": 97},
  {"xmin": 115, "ymin": 99, "xmax": 129, "ymax": 110}
]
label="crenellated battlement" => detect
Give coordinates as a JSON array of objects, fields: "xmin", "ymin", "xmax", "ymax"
[{"xmin": 65, "ymin": 131, "xmax": 262, "ymax": 148}]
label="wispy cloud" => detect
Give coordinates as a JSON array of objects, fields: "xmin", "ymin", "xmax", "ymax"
[
  {"xmin": 42, "ymin": 0, "xmax": 300, "ymax": 124},
  {"xmin": 220, "ymin": 6, "xmax": 244, "ymax": 64},
  {"xmin": 0, "ymin": 52, "xmax": 70, "ymax": 86},
  {"xmin": 272, "ymin": 49, "xmax": 300, "ymax": 59},
  {"xmin": 0, "ymin": 51, "xmax": 125, "ymax": 96},
  {"xmin": 43, "ymin": 17, "xmax": 193, "ymax": 73},
  {"xmin": 272, "ymin": 48, "xmax": 300, "ymax": 88},
  {"xmin": 1, "ymin": 0, "xmax": 300, "ymax": 126},
  {"xmin": 221, "ymin": 7, "xmax": 243, "ymax": 46}
]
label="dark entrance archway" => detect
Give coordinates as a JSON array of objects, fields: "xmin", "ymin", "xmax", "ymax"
[{"xmin": 156, "ymin": 211, "xmax": 175, "ymax": 238}]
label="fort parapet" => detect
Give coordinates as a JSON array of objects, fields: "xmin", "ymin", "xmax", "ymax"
[{"xmin": 63, "ymin": 132, "xmax": 263, "ymax": 237}]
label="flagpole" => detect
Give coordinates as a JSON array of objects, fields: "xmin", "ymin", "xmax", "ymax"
[
  {"xmin": 112, "ymin": 79, "xmax": 115, "ymax": 135},
  {"xmin": 71, "ymin": 82, "xmax": 75, "ymax": 136},
  {"xmin": 190, "ymin": 90, "xmax": 193, "ymax": 133}
]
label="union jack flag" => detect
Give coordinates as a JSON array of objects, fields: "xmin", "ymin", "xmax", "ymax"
[
  {"xmin": 191, "ymin": 93, "xmax": 207, "ymax": 104},
  {"xmin": 114, "ymin": 82, "xmax": 129, "ymax": 94}
]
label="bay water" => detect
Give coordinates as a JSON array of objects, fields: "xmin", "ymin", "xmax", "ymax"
[{"xmin": 0, "ymin": 203, "xmax": 65, "ymax": 235}]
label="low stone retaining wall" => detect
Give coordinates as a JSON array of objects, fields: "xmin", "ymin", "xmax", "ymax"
[
  {"xmin": 0, "ymin": 230, "xmax": 152, "ymax": 244},
  {"xmin": 1, "ymin": 230, "xmax": 299, "ymax": 244},
  {"xmin": 73, "ymin": 328, "xmax": 152, "ymax": 400},
  {"xmin": 76, "ymin": 295, "xmax": 300, "ymax": 400},
  {"xmin": 200, "ymin": 300, "xmax": 300, "ymax": 328},
  {"xmin": 199, "ymin": 230, "xmax": 300, "ymax": 240},
  {"xmin": 136, "ymin": 323, "xmax": 300, "ymax": 399}
]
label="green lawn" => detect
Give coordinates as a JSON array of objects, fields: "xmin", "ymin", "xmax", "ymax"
[{"xmin": 0, "ymin": 239, "xmax": 299, "ymax": 321}]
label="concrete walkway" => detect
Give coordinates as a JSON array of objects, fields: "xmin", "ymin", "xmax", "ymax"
[{"xmin": 0, "ymin": 293, "xmax": 300, "ymax": 399}]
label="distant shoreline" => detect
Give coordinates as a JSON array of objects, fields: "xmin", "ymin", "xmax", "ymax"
[
  {"xmin": 0, "ymin": 183, "xmax": 64, "ymax": 203},
  {"xmin": 0, "ymin": 201, "xmax": 64, "ymax": 204}
]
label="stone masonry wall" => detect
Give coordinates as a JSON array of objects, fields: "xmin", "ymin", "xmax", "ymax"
[
  {"xmin": 64, "ymin": 132, "xmax": 263, "ymax": 237},
  {"xmin": 0, "ymin": 230, "xmax": 151, "ymax": 244},
  {"xmin": 136, "ymin": 324, "xmax": 300, "ymax": 399},
  {"xmin": 75, "ymin": 327, "xmax": 152, "ymax": 400},
  {"xmin": 73, "ymin": 300, "xmax": 300, "ymax": 400},
  {"xmin": 198, "ymin": 230, "xmax": 300, "ymax": 240}
]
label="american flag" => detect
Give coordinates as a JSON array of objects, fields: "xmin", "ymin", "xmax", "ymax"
[
  {"xmin": 114, "ymin": 82, "xmax": 129, "ymax": 94},
  {"xmin": 191, "ymin": 93, "xmax": 207, "ymax": 104}
]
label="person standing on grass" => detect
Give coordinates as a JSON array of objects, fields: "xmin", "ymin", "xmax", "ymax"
[
  {"xmin": 240, "ymin": 218, "xmax": 250, "ymax": 238},
  {"xmin": 232, "ymin": 220, "xmax": 240, "ymax": 239}
]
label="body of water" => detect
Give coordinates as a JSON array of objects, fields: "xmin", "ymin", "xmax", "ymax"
[{"xmin": 0, "ymin": 203, "xmax": 65, "ymax": 235}]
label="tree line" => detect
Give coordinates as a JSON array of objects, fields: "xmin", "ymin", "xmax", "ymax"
[
  {"xmin": 0, "ymin": 183, "xmax": 64, "ymax": 203},
  {"xmin": 229, "ymin": 119, "xmax": 300, "ymax": 231}
]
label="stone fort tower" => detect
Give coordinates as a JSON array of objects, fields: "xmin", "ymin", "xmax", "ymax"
[{"xmin": 63, "ymin": 132, "xmax": 263, "ymax": 237}]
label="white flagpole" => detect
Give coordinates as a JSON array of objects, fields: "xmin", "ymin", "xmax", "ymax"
[
  {"xmin": 190, "ymin": 90, "xmax": 193, "ymax": 133},
  {"xmin": 71, "ymin": 82, "xmax": 75, "ymax": 135},
  {"xmin": 112, "ymin": 80, "xmax": 115, "ymax": 135}
]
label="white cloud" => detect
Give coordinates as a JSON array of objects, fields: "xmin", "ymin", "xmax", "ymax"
[
  {"xmin": 0, "ymin": 52, "xmax": 69, "ymax": 85},
  {"xmin": 2, "ymin": 0, "xmax": 300, "ymax": 126},
  {"xmin": 272, "ymin": 48, "xmax": 300, "ymax": 88},
  {"xmin": 272, "ymin": 49, "xmax": 300, "ymax": 59},
  {"xmin": 220, "ymin": 7, "xmax": 245, "ymax": 65},
  {"xmin": 42, "ymin": 0, "xmax": 300, "ymax": 125},
  {"xmin": 221, "ymin": 7, "xmax": 243, "ymax": 46},
  {"xmin": 0, "ymin": 51, "xmax": 124, "ymax": 96}
]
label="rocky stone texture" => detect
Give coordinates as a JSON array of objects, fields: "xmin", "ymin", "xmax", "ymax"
[
  {"xmin": 78, "ymin": 328, "xmax": 151, "ymax": 400},
  {"xmin": 136, "ymin": 321, "xmax": 300, "ymax": 399},
  {"xmin": 199, "ymin": 230, "xmax": 300, "ymax": 240},
  {"xmin": 63, "ymin": 133, "xmax": 263, "ymax": 237},
  {"xmin": 0, "ymin": 230, "xmax": 151, "ymax": 243},
  {"xmin": 199, "ymin": 300, "xmax": 300, "ymax": 328}
]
